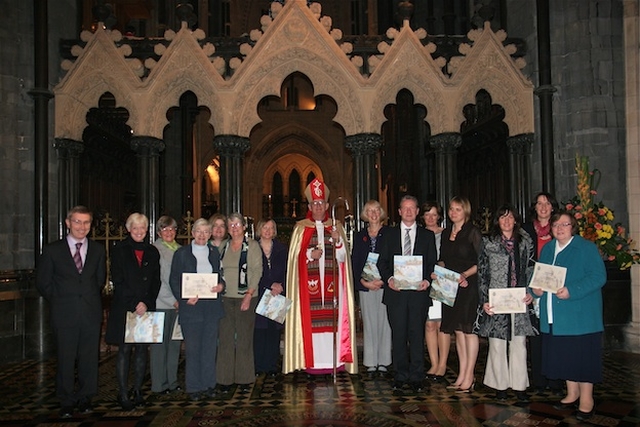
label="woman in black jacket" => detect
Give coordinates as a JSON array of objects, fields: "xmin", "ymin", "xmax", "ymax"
[{"xmin": 105, "ymin": 213, "xmax": 161, "ymax": 410}]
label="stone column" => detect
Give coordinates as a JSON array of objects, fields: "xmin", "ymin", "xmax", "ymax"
[
  {"xmin": 53, "ymin": 138, "xmax": 84, "ymax": 238},
  {"xmin": 429, "ymin": 132, "xmax": 462, "ymax": 212},
  {"xmin": 131, "ymin": 136, "xmax": 165, "ymax": 240},
  {"xmin": 345, "ymin": 133, "xmax": 382, "ymax": 229},
  {"xmin": 507, "ymin": 133, "xmax": 533, "ymax": 219},
  {"xmin": 213, "ymin": 135, "xmax": 251, "ymax": 215}
]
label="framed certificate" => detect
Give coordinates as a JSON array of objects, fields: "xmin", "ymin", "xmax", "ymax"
[
  {"xmin": 528, "ymin": 262, "xmax": 566, "ymax": 294},
  {"xmin": 393, "ymin": 255, "xmax": 423, "ymax": 290},
  {"xmin": 489, "ymin": 288, "xmax": 526, "ymax": 314},
  {"xmin": 181, "ymin": 273, "xmax": 219, "ymax": 299}
]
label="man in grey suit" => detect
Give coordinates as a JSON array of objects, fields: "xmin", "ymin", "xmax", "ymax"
[{"xmin": 37, "ymin": 206, "xmax": 106, "ymax": 418}]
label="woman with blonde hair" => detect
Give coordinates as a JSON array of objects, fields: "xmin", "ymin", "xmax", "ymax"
[
  {"xmin": 106, "ymin": 213, "xmax": 161, "ymax": 410},
  {"xmin": 437, "ymin": 197, "xmax": 482, "ymax": 393},
  {"xmin": 254, "ymin": 218, "xmax": 288, "ymax": 376},
  {"xmin": 351, "ymin": 200, "xmax": 392, "ymax": 377}
]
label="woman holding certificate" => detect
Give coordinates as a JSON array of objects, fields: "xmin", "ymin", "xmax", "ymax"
[
  {"xmin": 254, "ymin": 218, "xmax": 288, "ymax": 376},
  {"xmin": 105, "ymin": 213, "xmax": 161, "ymax": 410},
  {"xmin": 169, "ymin": 218, "xmax": 225, "ymax": 401},
  {"xmin": 437, "ymin": 196, "xmax": 482, "ymax": 393},
  {"xmin": 217, "ymin": 213, "xmax": 263, "ymax": 392},
  {"xmin": 531, "ymin": 212, "xmax": 606, "ymax": 421},
  {"xmin": 421, "ymin": 201, "xmax": 447, "ymax": 383},
  {"xmin": 476, "ymin": 204, "xmax": 537, "ymax": 402},
  {"xmin": 351, "ymin": 200, "xmax": 392, "ymax": 378}
]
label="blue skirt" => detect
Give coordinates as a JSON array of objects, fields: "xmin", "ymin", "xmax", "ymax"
[{"xmin": 541, "ymin": 330, "xmax": 603, "ymax": 383}]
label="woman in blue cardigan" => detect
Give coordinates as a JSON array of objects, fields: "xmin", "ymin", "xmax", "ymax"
[{"xmin": 531, "ymin": 211, "xmax": 606, "ymax": 421}]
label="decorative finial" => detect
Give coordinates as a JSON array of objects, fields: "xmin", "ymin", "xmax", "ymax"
[
  {"xmin": 398, "ymin": 1, "xmax": 414, "ymax": 24},
  {"xmin": 175, "ymin": 2, "xmax": 197, "ymax": 28},
  {"xmin": 92, "ymin": 0, "xmax": 113, "ymax": 24}
]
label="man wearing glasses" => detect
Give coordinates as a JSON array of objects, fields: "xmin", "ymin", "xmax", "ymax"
[{"xmin": 36, "ymin": 206, "xmax": 106, "ymax": 418}]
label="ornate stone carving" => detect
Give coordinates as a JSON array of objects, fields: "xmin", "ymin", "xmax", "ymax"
[
  {"xmin": 506, "ymin": 133, "xmax": 534, "ymax": 155},
  {"xmin": 53, "ymin": 138, "xmax": 84, "ymax": 157},
  {"xmin": 345, "ymin": 133, "xmax": 382, "ymax": 156},
  {"xmin": 130, "ymin": 136, "xmax": 165, "ymax": 155},
  {"xmin": 430, "ymin": 132, "xmax": 462, "ymax": 151},
  {"xmin": 213, "ymin": 135, "xmax": 251, "ymax": 158}
]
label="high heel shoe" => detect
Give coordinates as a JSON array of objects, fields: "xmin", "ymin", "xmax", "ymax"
[
  {"xmin": 552, "ymin": 399, "xmax": 578, "ymax": 410},
  {"xmin": 456, "ymin": 381, "xmax": 475, "ymax": 393},
  {"xmin": 575, "ymin": 407, "xmax": 595, "ymax": 421}
]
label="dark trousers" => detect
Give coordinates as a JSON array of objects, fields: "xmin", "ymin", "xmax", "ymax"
[
  {"xmin": 54, "ymin": 320, "xmax": 101, "ymax": 406},
  {"xmin": 529, "ymin": 334, "xmax": 562, "ymax": 390},
  {"xmin": 181, "ymin": 319, "xmax": 220, "ymax": 393},
  {"xmin": 386, "ymin": 294, "xmax": 429, "ymax": 383},
  {"xmin": 254, "ymin": 324, "xmax": 282, "ymax": 374}
]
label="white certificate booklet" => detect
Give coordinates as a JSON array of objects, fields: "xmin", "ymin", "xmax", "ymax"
[
  {"xmin": 430, "ymin": 265, "xmax": 460, "ymax": 307},
  {"xmin": 181, "ymin": 273, "xmax": 219, "ymax": 299},
  {"xmin": 489, "ymin": 288, "xmax": 526, "ymax": 314},
  {"xmin": 528, "ymin": 262, "xmax": 566, "ymax": 294},
  {"xmin": 393, "ymin": 255, "xmax": 423, "ymax": 290}
]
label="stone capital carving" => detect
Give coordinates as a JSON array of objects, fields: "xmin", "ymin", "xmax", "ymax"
[
  {"xmin": 506, "ymin": 133, "xmax": 533, "ymax": 155},
  {"xmin": 130, "ymin": 136, "xmax": 165, "ymax": 155},
  {"xmin": 345, "ymin": 133, "xmax": 382, "ymax": 156},
  {"xmin": 429, "ymin": 132, "xmax": 462, "ymax": 152},
  {"xmin": 53, "ymin": 138, "xmax": 84, "ymax": 157},
  {"xmin": 213, "ymin": 134, "xmax": 251, "ymax": 157}
]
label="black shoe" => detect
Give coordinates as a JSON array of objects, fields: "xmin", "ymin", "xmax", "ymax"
[
  {"xmin": 392, "ymin": 381, "xmax": 405, "ymax": 394},
  {"xmin": 118, "ymin": 395, "xmax": 134, "ymax": 411},
  {"xmin": 515, "ymin": 391, "xmax": 530, "ymax": 403},
  {"xmin": 575, "ymin": 407, "xmax": 595, "ymax": 421},
  {"xmin": 410, "ymin": 381, "xmax": 426, "ymax": 393},
  {"xmin": 218, "ymin": 384, "xmax": 232, "ymax": 393},
  {"xmin": 495, "ymin": 390, "xmax": 508, "ymax": 401},
  {"xmin": 203, "ymin": 387, "xmax": 218, "ymax": 398},
  {"xmin": 188, "ymin": 392, "xmax": 202, "ymax": 401},
  {"xmin": 59, "ymin": 406, "xmax": 74, "ymax": 418},
  {"xmin": 77, "ymin": 398, "xmax": 93, "ymax": 414},
  {"xmin": 132, "ymin": 390, "xmax": 146, "ymax": 407},
  {"xmin": 552, "ymin": 399, "xmax": 578, "ymax": 410},
  {"xmin": 169, "ymin": 386, "xmax": 183, "ymax": 394},
  {"xmin": 238, "ymin": 383, "xmax": 252, "ymax": 392}
]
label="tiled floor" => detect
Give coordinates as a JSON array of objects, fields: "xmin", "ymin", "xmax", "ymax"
[{"xmin": 1, "ymin": 342, "xmax": 639, "ymax": 426}]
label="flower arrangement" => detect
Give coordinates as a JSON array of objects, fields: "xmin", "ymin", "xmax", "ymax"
[{"xmin": 564, "ymin": 154, "xmax": 640, "ymax": 270}]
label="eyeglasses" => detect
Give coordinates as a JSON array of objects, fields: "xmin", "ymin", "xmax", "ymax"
[
  {"xmin": 70, "ymin": 219, "xmax": 91, "ymax": 226},
  {"xmin": 194, "ymin": 229, "xmax": 210, "ymax": 235},
  {"xmin": 161, "ymin": 227, "xmax": 176, "ymax": 232},
  {"xmin": 311, "ymin": 201, "xmax": 325, "ymax": 206},
  {"xmin": 552, "ymin": 222, "xmax": 572, "ymax": 228},
  {"xmin": 229, "ymin": 223, "xmax": 244, "ymax": 228}
]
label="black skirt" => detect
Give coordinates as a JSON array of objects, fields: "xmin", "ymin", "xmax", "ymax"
[{"xmin": 541, "ymin": 330, "xmax": 603, "ymax": 383}]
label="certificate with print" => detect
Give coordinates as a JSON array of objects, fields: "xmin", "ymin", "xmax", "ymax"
[
  {"xmin": 430, "ymin": 265, "xmax": 459, "ymax": 307},
  {"xmin": 181, "ymin": 273, "xmax": 219, "ymax": 299},
  {"xmin": 393, "ymin": 255, "xmax": 423, "ymax": 290},
  {"xmin": 125, "ymin": 311, "xmax": 165, "ymax": 343},
  {"xmin": 361, "ymin": 252, "xmax": 381, "ymax": 281},
  {"xmin": 489, "ymin": 288, "xmax": 526, "ymax": 314},
  {"xmin": 528, "ymin": 262, "xmax": 566, "ymax": 294},
  {"xmin": 255, "ymin": 289, "xmax": 292, "ymax": 324},
  {"xmin": 171, "ymin": 315, "xmax": 183, "ymax": 341}
]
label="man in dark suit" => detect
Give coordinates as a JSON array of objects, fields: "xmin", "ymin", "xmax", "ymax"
[
  {"xmin": 36, "ymin": 206, "xmax": 106, "ymax": 418},
  {"xmin": 378, "ymin": 195, "xmax": 437, "ymax": 394}
]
